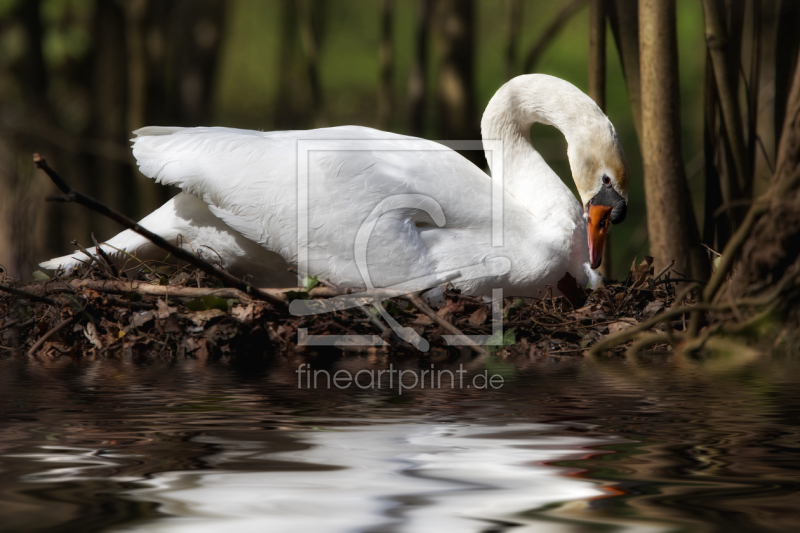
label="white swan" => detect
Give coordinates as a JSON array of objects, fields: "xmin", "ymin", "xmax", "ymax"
[{"xmin": 41, "ymin": 74, "xmax": 629, "ymax": 297}]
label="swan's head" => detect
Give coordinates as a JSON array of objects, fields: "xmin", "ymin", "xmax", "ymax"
[{"xmin": 568, "ymin": 123, "xmax": 629, "ymax": 270}]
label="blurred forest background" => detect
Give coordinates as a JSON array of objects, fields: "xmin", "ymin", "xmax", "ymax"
[{"xmin": 0, "ymin": 0, "xmax": 796, "ymax": 285}]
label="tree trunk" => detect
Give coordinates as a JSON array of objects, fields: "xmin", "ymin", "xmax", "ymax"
[
  {"xmin": 589, "ymin": 0, "xmax": 612, "ymax": 277},
  {"xmin": 170, "ymin": 0, "xmax": 227, "ymax": 127},
  {"xmin": 90, "ymin": 0, "xmax": 131, "ymax": 240},
  {"xmin": 298, "ymin": 0, "xmax": 326, "ymax": 127},
  {"xmin": 5, "ymin": 0, "xmax": 51, "ymax": 278},
  {"xmin": 734, "ymin": 50, "xmax": 800, "ymax": 299},
  {"xmin": 408, "ymin": 0, "xmax": 432, "ymax": 137},
  {"xmin": 377, "ymin": 0, "xmax": 394, "ymax": 130},
  {"xmin": 122, "ymin": 0, "xmax": 161, "ymax": 218},
  {"xmin": 504, "ymin": 0, "xmax": 521, "ymax": 80},
  {"xmin": 701, "ymin": 0, "xmax": 750, "ymax": 221},
  {"xmin": 434, "ymin": 0, "xmax": 479, "ymax": 144},
  {"xmin": 274, "ymin": 0, "xmax": 304, "ymax": 129},
  {"xmin": 703, "ymin": 51, "xmax": 727, "ymax": 250},
  {"xmin": 608, "ymin": 0, "xmax": 642, "ymax": 145},
  {"xmin": 773, "ymin": 0, "xmax": 800, "ymax": 154},
  {"xmin": 639, "ymin": 0, "xmax": 709, "ymax": 279}
]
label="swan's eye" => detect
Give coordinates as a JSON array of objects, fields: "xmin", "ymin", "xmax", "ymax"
[{"xmin": 602, "ymin": 175, "xmax": 611, "ymax": 186}]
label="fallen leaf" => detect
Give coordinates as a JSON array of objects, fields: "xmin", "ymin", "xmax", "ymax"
[
  {"xmin": 189, "ymin": 308, "xmax": 226, "ymax": 326},
  {"xmin": 412, "ymin": 315, "xmax": 433, "ymax": 326},
  {"xmin": 156, "ymin": 300, "xmax": 177, "ymax": 319},
  {"xmin": 643, "ymin": 300, "xmax": 665, "ymax": 318},
  {"xmin": 133, "ymin": 311, "xmax": 155, "ymax": 327},
  {"xmin": 607, "ymin": 318, "xmax": 638, "ymax": 335},
  {"xmin": 231, "ymin": 303, "xmax": 256, "ymax": 324},
  {"xmin": 557, "ymin": 272, "xmax": 589, "ymax": 308},
  {"xmin": 468, "ymin": 306, "xmax": 488, "ymax": 326},
  {"xmin": 84, "ymin": 322, "xmax": 104, "ymax": 349}
]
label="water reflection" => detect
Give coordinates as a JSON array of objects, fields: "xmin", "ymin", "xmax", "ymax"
[
  {"xmin": 118, "ymin": 423, "xmax": 609, "ymax": 532},
  {"xmin": 0, "ymin": 353, "xmax": 799, "ymax": 532}
]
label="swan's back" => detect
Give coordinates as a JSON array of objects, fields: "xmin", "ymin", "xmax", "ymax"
[{"xmin": 132, "ymin": 126, "xmax": 518, "ymax": 290}]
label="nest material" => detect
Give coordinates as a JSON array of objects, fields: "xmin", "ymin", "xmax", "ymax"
[{"xmin": 1, "ymin": 256, "xmax": 693, "ymax": 361}]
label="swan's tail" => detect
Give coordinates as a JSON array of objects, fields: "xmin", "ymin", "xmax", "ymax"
[
  {"xmin": 39, "ymin": 230, "xmax": 157, "ymax": 275},
  {"xmin": 39, "ymin": 197, "xmax": 181, "ymax": 275}
]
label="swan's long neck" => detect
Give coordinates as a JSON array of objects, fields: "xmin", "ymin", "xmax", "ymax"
[{"xmin": 480, "ymin": 74, "xmax": 616, "ymax": 211}]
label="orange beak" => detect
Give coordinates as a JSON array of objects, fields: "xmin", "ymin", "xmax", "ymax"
[{"xmin": 587, "ymin": 204, "xmax": 612, "ymax": 270}]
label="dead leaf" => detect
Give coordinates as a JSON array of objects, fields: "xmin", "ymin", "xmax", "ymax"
[
  {"xmin": 84, "ymin": 322, "xmax": 104, "ymax": 350},
  {"xmin": 156, "ymin": 300, "xmax": 177, "ymax": 319},
  {"xmin": 607, "ymin": 318, "xmax": 638, "ymax": 335},
  {"xmin": 643, "ymin": 300, "xmax": 665, "ymax": 319},
  {"xmin": 412, "ymin": 314, "xmax": 433, "ymax": 326},
  {"xmin": 631, "ymin": 256, "xmax": 654, "ymax": 288},
  {"xmin": 557, "ymin": 272, "xmax": 589, "ymax": 308},
  {"xmin": 231, "ymin": 303, "xmax": 256, "ymax": 324},
  {"xmin": 133, "ymin": 310, "xmax": 155, "ymax": 327},
  {"xmin": 189, "ymin": 308, "xmax": 227, "ymax": 326},
  {"xmin": 468, "ymin": 306, "xmax": 488, "ymax": 326}
]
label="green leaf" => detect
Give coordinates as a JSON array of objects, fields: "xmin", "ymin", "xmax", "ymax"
[
  {"xmin": 125, "ymin": 291, "xmax": 143, "ymax": 302},
  {"xmin": 31, "ymin": 270, "xmax": 50, "ymax": 282},
  {"xmin": 502, "ymin": 298, "xmax": 526, "ymax": 319},
  {"xmin": 186, "ymin": 295, "xmax": 229, "ymax": 312},
  {"xmin": 302, "ymin": 275, "xmax": 320, "ymax": 291},
  {"xmin": 285, "ymin": 290, "xmax": 307, "ymax": 302},
  {"xmin": 485, "ymin": 327, "xmax": 516, "ymax": 347}
]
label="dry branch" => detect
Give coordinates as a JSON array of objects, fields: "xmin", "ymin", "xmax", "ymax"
[
  {"xmin": 404, "ymin": 293, "xmax": 489, "ymax": 358},
  {"xmin": 27, "ymin": 316, "xmax": 76, "ymax": 356},
  {"xmin": 33, "ymin": 155, "xmax": 286, "ymax": 307},
  {"xmin": 0, "ymin": 283, "xmax": 58, "ymax": 306}
]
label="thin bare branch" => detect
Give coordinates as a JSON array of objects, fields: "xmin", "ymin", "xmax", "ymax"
[
  {"xmin": 27, "ymin": 316, "xmax": 76, "ymax": 356},
  {"xmin": 33, "ymin": 155, "xmax": 286, "ymax": 307},
  {"xmin": 0, "ymin": 283, "xmax": 58, "ymax": 306},
  {"xmin": 523, "ymin": 0, "xmax": 587, "ymax": 73}
]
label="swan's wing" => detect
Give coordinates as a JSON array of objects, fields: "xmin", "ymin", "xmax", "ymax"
[{"xmin": 132, "ymin": 126, "xmax": 497, "ymax": 288}]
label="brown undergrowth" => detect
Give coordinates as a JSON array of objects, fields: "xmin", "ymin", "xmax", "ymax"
[{"xmin": 1, "ymin": 255, "xmax": 706, "ymax": 362}]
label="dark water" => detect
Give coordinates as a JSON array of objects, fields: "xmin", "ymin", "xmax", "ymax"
[{"xmin": 1, "ymin": 349, "xmax": 800, "ymax": 533}]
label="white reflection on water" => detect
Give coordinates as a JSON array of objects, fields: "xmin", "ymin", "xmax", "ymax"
[{"xmin": 114, "ymin": 422, "xmax": 615, "ymax": 532}]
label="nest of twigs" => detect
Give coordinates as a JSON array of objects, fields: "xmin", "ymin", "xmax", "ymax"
[{"xmin": 1, "ymin": 254, "xmax": 693, "ymax": 362}]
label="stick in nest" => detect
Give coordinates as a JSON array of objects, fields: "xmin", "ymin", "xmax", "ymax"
[{"xmin": 33, "ymin": 154, "xmax": 285, "ymax": 308}]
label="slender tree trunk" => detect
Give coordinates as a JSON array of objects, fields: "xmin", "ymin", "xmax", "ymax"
[
  {"xmin": 171, "ymin": 0, "xmax": 227, "ymax": 127},
  {"xmin": 639, "ymin": 0, "xmax": 709, "ymax": 279},
  {"xmin": 90, "ymin": 0, "xmax": 130, "ymax": 240},
  {"xmin": 122, "ymin": 0, "xmax": 161, "ymax": 218},
  {"xmin": 523, "ymin": 0, "xmax": 587, "ymax": 74},
  {"xmin": 607, "ymin": 0, "xmax": 642, "ymax": 145},
  {"xmin": 377, "ymin": 0, "xmax": 394, "ymax": 130},
  {"xmin": 7, "ymin": 0, "xmax": 51, "ymax": 277},
  {"xmin": 589, "ymin": 0, "xmax": 612, "ymax": 277},
  {"xmin": 773, "ymin": 0, "xmax": 800, "ymax": 156},
  {"xmin": 734, "ymin": 49, "xmax": 800, "ymax": 303},
  {"xmin": 408, "ymin": 0, "xmax": 432, "ymax": 136},
  {"xmin": 703, "ymin": 51, "xmax": 727, "ymax": 250},
  {"xmin": 504, "ymin": 0, "xmax": 521, "ymax": 80},
  {"xmin": 702, "ymin": 0, "xmax": 749, "ymax": 214},
  {"xmin": 747, "ymin": 0, "xmax": 762, "ymax": 180},
  {"xmin": 298, "ymin": 0, "xmax": 326, "ymax": 127},
  {"xmin": 274, "ymin": 0, "xmax": 302, "ymax": 129},
  {"xmin": 435, "ymin": 0, "xmax": 479, "ymax": 145}
]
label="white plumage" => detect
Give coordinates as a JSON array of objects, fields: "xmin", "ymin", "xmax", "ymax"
[{"xmin": 41, "ymin": 74, "xmax": 629, "ymax": 297}]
